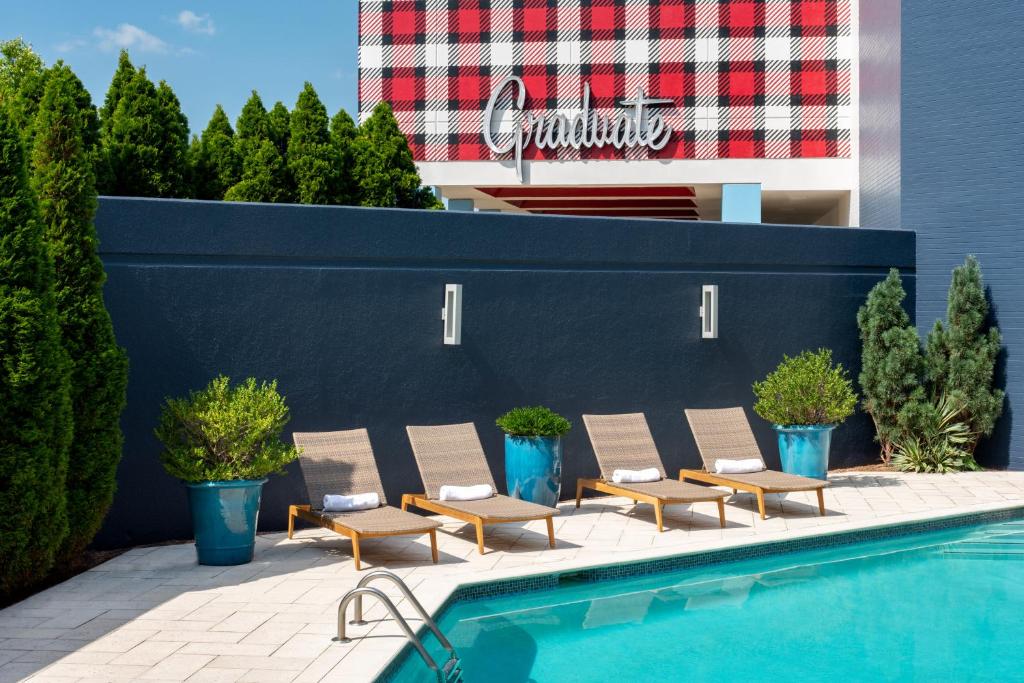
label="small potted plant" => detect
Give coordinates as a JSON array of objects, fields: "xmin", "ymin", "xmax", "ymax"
[
  {"xmin": 155, "ymin": 376, "xmax": 299, "ymax": 565},
  {"xmin": 496, "ymin": 406, "xmax": 571, "ymax": 507},
  {"xmin": 752, "ymin": 349, "xmax": 857, "ymax": 480}
]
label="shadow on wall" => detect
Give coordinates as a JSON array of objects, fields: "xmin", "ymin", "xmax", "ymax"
[{"xmin": 978, "ymin": 290, "xmax": 1011, "ymax": 469}]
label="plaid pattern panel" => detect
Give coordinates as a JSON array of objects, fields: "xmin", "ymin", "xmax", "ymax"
[{"xmin": 358, "ymin": 0, "xmax": 851, "ymax": 162}]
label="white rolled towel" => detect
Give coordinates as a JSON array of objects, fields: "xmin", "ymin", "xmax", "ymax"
[
  {"xmin": 714, "ymin": 459, "xmax": 765, "ymax": 475},
  {"xmin": 323, "ymin": 492, "xmax": 380, "ymax": 512},
  {"xmin": 611, "ymin": 468, "xmax": 661, "ymax": 484},
  {"xmin": 439, "ymin": 484, "xmax": 493, "ymax": 502}
]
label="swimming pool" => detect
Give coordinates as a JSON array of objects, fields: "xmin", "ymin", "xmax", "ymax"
[{"xmin": 383, "ymin": 512, "xmax": 1024, "ymax": 682}]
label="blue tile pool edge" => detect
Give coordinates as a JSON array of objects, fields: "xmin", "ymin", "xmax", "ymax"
[{"xmin": 374, "ymin": 504, "xmax": 1024, "ymax": 681}]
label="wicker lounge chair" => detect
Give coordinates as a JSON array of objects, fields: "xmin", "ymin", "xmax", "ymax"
[
  {"xmin": 682, "ymin": 407, "xmax": 829, "ymax": 520},
  {"xmin": 289, "ymin": 429, "xmax": 441, "ymax": 570},
  {"xmin": 402, "ymin": 422, "xmax": 557, "ymax": 554},
  {"xmin": 576, "ymin": 413, "xmax": 728, "ymax": 531}
]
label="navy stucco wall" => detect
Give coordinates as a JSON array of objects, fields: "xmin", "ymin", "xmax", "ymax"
[
  {"xmin": 94, "ymin": 198, "xmax": 915, "ymax": 547},
  {"xmin": 901, "ymin": 1, "xmax": 1022, "ymax": 468},
  {"xmin": 858, "ymin": 0, "xmax": 901, "ymax": 228}
]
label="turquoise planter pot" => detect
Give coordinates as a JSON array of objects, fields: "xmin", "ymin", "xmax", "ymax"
[
  {"xmin": 774, "ymin": 425, "xmax": 835, "ymax": 480},
  {"xmin": 504, "ymin": 435, "xmax": 562, "ymax": 508},
  {"xmin": 185, "ymin": 479, "xmax": 267, "ymax": 566}
]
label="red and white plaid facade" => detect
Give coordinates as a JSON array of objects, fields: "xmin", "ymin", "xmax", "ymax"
[{"xmin": 358, "ymin": 0, "xmax": 851, "ymax": 162}]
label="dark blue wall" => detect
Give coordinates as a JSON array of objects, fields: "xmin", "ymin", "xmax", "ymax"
[
  {"xmin": 901, "ymin": 0, "xmax": 1021, "ymax": 469},
  {"xmin": 858, "ymin": 0, "xmax": 901, "ymax": 228},
  {"xmin": 94, "ymin": 198, "xmax": 914, "ymax": 547}
]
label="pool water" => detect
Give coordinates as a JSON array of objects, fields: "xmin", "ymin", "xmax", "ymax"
[{"xmin": 386, "ymin": 519, "xmax": 1024, "ymax": 682}]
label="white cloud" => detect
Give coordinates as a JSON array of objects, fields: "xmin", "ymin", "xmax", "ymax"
[
  {"xmin": 93, "ymin": 24, "xmax": 169, "ymax": 54},
  {"xmin": 176, "ymin": 10, "xmax": 215, "ymax": 36},
  {"xmin": 54, "ymin": 38, "xmax": 88, "ymax": 53}
]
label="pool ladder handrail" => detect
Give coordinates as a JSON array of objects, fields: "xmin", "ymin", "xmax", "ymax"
[{"xmin": 336, "ymin": 570, "xmax": 458, "ymax": 679}]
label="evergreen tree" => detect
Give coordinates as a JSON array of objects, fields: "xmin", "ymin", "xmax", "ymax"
[
  {"xmin": 31, "ymin": 65, "xmax": 129, "ymax": 558},
  {"xmin": 0, "ymin": 107, "xmax": 72, "ymax": 595},
  {"xmin": 925, "ymin": 256, "xmax": 1004, "ymax": 452},
  {"xmin": 154, "ymin": 81, "xmax": 190, "ymax": 197},
  {"xmin": 330, "ymin": 108, "xmax": 359, "ymax": 205},
  {"xmin": 267, "ymin": 101, "xmax": 291, "ymax": 158},
  {"xmin": 235, "ymin": 90, "xmax": 271, "ymax": 143},
  {"xmin": 99, "ymin": 51, "xmax": 135, "ymax": 139},
  {"xmin": 224, "ymin": 138, "xmax": 291, "ymax": 203},
  {"xmin": 288, "ymin": 82, "xmax": 341, "ymax": 204},
  {"xmin": 191, "ymin": 105, "xmax": 239, "ymax": 200},
  {"xmin": 0, "ymin": 39, "xmax": 48, "ymax": 152},
  {"xmin": 857, "ymin": 269, "xmax": 926, "ymax": 463},
  {"xmin": 353, "ymin": 101, "xmax": 440, "ymax": 208},
  {"xmin": 102, "ymin": 67, "xmax": 163, "ymax": 196}
]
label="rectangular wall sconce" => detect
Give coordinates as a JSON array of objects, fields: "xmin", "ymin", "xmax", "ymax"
[
  {"xmin": 700, "ymin": 285, "xmax": 718, "ymax": 339},
  {"xmin": 442, "ymin": 284, "xmax": 463, "ymax": 345}
]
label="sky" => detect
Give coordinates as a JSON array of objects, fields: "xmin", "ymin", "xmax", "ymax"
[{"xmin": 1, "ymin": 1, "xmax": 360, "ymax": 135}]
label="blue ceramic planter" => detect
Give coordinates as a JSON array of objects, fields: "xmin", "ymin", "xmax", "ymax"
[
  {"xmin": 186, "ymin": 479, "xmax": 267, "ymax": 565},
  {"xmin": 774, "ymin": 425, "xmax": 835, "ymax": 480},
  {"xmin": 504, "ymin": 435, "xmax": 562, "ymax": 507}
]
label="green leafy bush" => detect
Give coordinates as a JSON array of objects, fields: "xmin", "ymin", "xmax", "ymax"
[
  {"xmin": 155, "ymin": 376, "xmax": 299, "ymax": 482},
  {"xmin": 892, "ymin": 394, "xmax": 975, "ymax": 473},
  {"xmin": 753, "ymin": 349, "xmax": 858, "ymax": 426},
  {"xmin": 496, "ymin": 406, "xmax": 571, "ymax": 438}
]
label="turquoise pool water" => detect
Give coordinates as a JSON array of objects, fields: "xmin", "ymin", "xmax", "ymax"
[{"xmin": 385, "ymin": 518, "xmax": 1024, "ymax": 682}]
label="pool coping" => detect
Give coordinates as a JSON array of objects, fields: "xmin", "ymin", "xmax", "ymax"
[{"xmin": 373, "ymin": 500, "xmax": 1024, "ymax": 681}]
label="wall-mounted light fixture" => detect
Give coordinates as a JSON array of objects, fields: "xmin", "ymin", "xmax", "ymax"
[
  {"xmin": 700, "ymin": 285, "xmax": 718, "ymax": 339},
  {"xmin": 442, "ymin": 284, "xmax": 463, "ymax": 345}
]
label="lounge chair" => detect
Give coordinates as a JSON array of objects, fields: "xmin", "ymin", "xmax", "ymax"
[
  {"xmin": 289, "ymin": 428, "xmax": 441, "ymax": 570},
  {"xmin": 402, "ymin": 422, "xmax": 557, "ymax": 554},
  {"xmin": 576, "ymin": 413, "xmax": 728, "ymax": 531},
  {"xmin": 682, "ymin": 407, "xmax": 828, "ymax": 520}
]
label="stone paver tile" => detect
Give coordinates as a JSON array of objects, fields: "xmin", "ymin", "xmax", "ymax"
[
  {"xmin": 31, "ymin": 662, "xmax": 150, "ymax": 680},
  {"xmin": 187, "ymin": 667, "xmax": 247, "ymax": 682},
  {"xmin": 111, "ymin": 640, "xmax": 185, "ymax": 666},
  {"xmin": 239, "ymin": 620, "xmax": 304, "ymax": 647},
  {"xmin": 237, "ymin": 669, "xmax": 298, "ymax": 682},
  {"xmin": 271, "ymin": 633, "xmax": 330, "ymax": 660},
  {"xmin": 179, "ymin": 642, "xmax": 278, "ymax": 657},
  {"xmin": 140, "ymin": 653, "xmax": 215, "ymax": 680},
  {"xmin": 80, "ymin": 629, "xmax": 158, "ymax": 653},
  {"xmin": 212, "ymin": 612, "xmax": 275, "ymax": 634},
  {"xmin": 207, "ymin": 656, "xmax": 308, "ymax": 671}
]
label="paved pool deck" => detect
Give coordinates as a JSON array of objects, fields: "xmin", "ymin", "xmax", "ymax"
[{"xmin": 2, "ymin": 471, "xmax": 1024, "ymax": 682}]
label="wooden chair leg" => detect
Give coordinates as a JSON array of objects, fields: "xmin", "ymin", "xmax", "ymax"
[
  {"xmin": 756, "ymin": 491, "xmax": 767, "ymax": 520},
  {"xmin": 654, "ymin": 501, "xmax": 664, "ymax": 532},
  {"xmin": 732, "ymin": 489, "xmax": 738, "ymax": 495},
  {"xmin": 546, "ymin": 516, "xmax": 556, "ymax": 548},
  {"xmin": 817, "ymin": 488, "xmax": 826, "ymax": 516},
  {"xmin": 474, "ymin": 520, "xmax": 486, "ymax": 555},
  {"xmin": 401, "ymin": 494, "xmax": 410, "ymax": 512},
  {"xmin": 716, "ymin": 498, "xmax": 726, "ymax": 528},
  {"xmin": 287, "ymin": 506, "xmax": 296, "ymax": 539},
  {"xmin": 429, "ymin": 529, "xmax": 439, "ymax": 564},
  {"xmin": 352, "ymin": 533, "xmax": 362, "ymax": 571},
  {"xmin": 575, "ymin": 480, "xmax": 584, "ymax": 508}
]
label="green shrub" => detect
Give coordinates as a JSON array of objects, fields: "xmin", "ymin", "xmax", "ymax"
[
  {"xmin": 0, "ymin": 106, "xmax": 73, "ymax": 595},
  {"xmin": 496, "ymin": 406, "xmax": 572, "ymax": 438},
  {"xmin": 753, "ymin": 349, "xmax": 858, "ymax": 426},
  {"xmin": 892, "ymin": 394, "xmax": 975, "ymax": 473},
  {"xmin": 155, "ymin": 376, "xmax": 299, "ymax": 482},
  {"xmin": 31, "ymin": 64, "xmax": 129, "ymax": 559}
]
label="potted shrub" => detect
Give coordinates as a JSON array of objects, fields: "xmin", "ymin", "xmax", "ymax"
[
  {"xmin": 155, "ymin": 376, "xmax": 299, "ymax": 565},
  {"xmin": 496, "ymin": 406, "xmax": 571, "ymax": 507},
  {"xmin": 752, "ymin": 349, "xmax": 857, "ymax": 480}
]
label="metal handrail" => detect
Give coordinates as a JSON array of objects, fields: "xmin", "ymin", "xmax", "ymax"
[
  {"xmin": 350, "ymin": 569, "xmax": 455, "ymax": 654},
  {"xmin": 335, "ymin": 586, "xmax": 440, "ymax": 673}
]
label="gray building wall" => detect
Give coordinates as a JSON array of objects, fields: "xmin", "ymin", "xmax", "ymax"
[
  {"xmin": 94, "ymin": 198, "xmax": 914, "ymax": 547},
  {"xmin": 858, "ymin": 0, "xmax": 901, "ymax": 228},
  {"xmin": 901, "ymin": 0, "xmax": 1022, "ymax": 468}
]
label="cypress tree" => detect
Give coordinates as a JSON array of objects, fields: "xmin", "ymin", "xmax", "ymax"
[
  {"xmin": 288, "ymin": 82, "xmax": 341, "ymax": 204},
  {"xmin": 99, "ymin": 50, "xmax": 135, "ymax": 139},
  {"xmin": 0, "ymin": 39, "xmax": 48, "ymax": 153},
  {"xmin": 102, "ymin": 67, "xmax": 163, "ymax": 197},
  {"xmin": 235, "ymin": 90, "xmax": 270, "ymax": 143},
  {"xmin": 154, "ymin": 81, "xmax": 190, "ymax": 197},
  {"xmin": 224, "ymin": 139, "xmax": 291, "ymax": 203},
  {"xmin": 267, "ymin": 101, "xmax": 291, "ymax": 158},
  {"xmin": 925, "ymin": 256, "xmax": 1004, "ymax": 452},
  {"xmin": 0, "ymin": 107, "xmax": 72, "ymax": 594},
  {"xmin": 191, "ymin": 105, "xmax": 239, "ymax": 200},
  {"xmin": 31, "ymin": 65, "xmax": 129, "ymax": 558},
  {"xmin": 857, "ymin": 269, "xmax": 926, "ymax": 463},
  {"xmin": 330, "ymin": 108, "xmax": 359, "ymax": 205},
  {"xmin": 353, "ymin": 101, "xmax": 440, "ymax": 208}
]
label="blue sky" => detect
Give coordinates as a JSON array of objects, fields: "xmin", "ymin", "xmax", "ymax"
[{"xmin": 1, "ymin": 2, "xmax": 360, "ymax": 134}]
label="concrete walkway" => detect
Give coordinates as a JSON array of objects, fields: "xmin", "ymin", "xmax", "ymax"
[{"xmin": 2, "ymin": 471, "xmax": 1023, "ymax": 682}]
